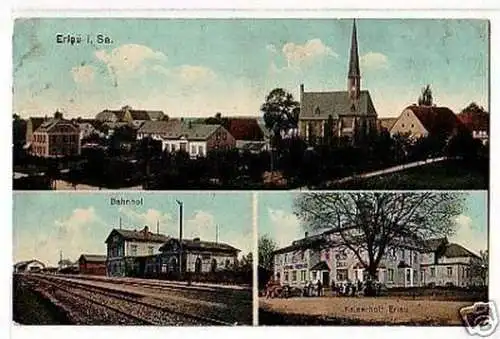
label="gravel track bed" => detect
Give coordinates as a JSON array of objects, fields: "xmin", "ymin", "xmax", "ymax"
[
  {"xmin": 36, "ymin": 276, "xmax": 214, "ymax": 325},
  {"xmin": 33, "ymin": 279, "xmax": 146, "ymax": 325}
]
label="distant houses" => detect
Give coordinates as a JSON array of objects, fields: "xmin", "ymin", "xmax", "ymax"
[
  {"xmin": 137, "ymin": 120, "xmax": 236, "ymax": 157},
  {"xmin": 13, "ymin": 259, "xmax": 45, "ymax": 273},
  {"xmin": 26, "ymin": 112, "xmax": 81, "ymax": 158}
]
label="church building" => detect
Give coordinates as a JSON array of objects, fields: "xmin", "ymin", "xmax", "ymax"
[{"xmin": 298, "ymin": 20, "xmax": 378, "ymax": 142}]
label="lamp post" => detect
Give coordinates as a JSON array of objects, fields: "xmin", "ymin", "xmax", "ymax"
[{"xmin": 176, "ymin": 199, "xmax": 183, "ymax": 280}]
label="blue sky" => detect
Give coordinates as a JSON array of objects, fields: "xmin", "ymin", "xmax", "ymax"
[
  {"xmin": 13, "ymin": 19, "xmax": 488, "ymax": 119},
  {"xmin": 259, "ymin": 192, "xmax": 488, "ymax": 255},
  {"xmin": 13, "ymin": 192, "xmax": 253, "ymax": 266}
]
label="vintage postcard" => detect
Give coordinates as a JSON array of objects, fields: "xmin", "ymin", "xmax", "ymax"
[
  {"xmin": 258, "ymin": 191, "xmax": 490, "ymax": 328},
  {"xmin": 12, "ymin": 18, "xmax": 489, "ymax": 190},
  {"xmin": 12, "ymin": 192, "xmax": 253, "ymax": 325}
]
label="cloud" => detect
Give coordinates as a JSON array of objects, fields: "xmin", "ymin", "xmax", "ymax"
[
  {"xmin": 185, "ymin": 210, "xmax": 217, "ymax": 241},
  {"xmin": 267, "ymin": 208, "xmax": 302, "ymax": 247},
  {"xmin": 360, "ymin": 52, "xmax": 389, "ymax": 70},
  {"xmin": 95, "ymin": 44, "xmax": 167, "ymax": 81},
  {"xmin": 175, "ymin": 65, "xmax": 216, "ymax": 85},
  {"xmin": 450, "ymin": 214, "xmax": 488, "ymax": 255},
  {"xmin": 266, "ymin": 44, "xmax": 278, "ymax": 54},
  {"xmin": 71, "ymin": 64, "xmax": 95, "ymax": 84},
  {"xmin": 14, "ymin": 207, "xmax": 106, "ymax": 266},
  {"xmin": 282, "ymin": 39, "xmax": 337, "ymax": 69},
  {"xmin": 118, "ymin": 207, "xmax": 173, "ymax": 233}
]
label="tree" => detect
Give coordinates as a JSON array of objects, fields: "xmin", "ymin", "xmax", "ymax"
[
  {"xmin": 261, "ymin": 88, "xmax": 299, "ymax": 145},
  {"xmin": 470, "ymin": 250, "xmax": 488, "ymax": 286},
  {"xmin": 418, "ymin": 84, "xmax": 433, "ymax": 106},
  {"xmin": 293, "ymin": 192, "xmax": 465, "ymax": 288},
  {"xmin": 259, "ymin": 234, "xmax": 278, "ymax": 270}
]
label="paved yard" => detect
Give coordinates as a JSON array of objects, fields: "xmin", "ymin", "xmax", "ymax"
[{"xmin": 260, "ymin": 296, "xmax": 473, "ymax": 325}]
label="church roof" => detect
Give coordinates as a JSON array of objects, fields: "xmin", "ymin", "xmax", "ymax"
[
  {"xmin": 300, "ymin": 90, "xmax": 377, "ymax": 120},
  {"xmin": 348, "ymin": 19, "xmax": 360, "ymax": 78}
]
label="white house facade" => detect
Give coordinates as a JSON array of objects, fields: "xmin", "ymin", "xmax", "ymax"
[{"xmin": 273, "ymin": 232, "xmax": 484, "ymax": 289}]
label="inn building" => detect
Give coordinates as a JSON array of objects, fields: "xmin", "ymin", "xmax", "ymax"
[{"xmin": 273, "ymin": 231, "xmax": 484, "ymax": 288}]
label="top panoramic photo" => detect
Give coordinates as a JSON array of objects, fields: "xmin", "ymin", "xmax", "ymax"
[{"xmin": 12, "ymin": 18, "xmax": 489, "ymax": 191}]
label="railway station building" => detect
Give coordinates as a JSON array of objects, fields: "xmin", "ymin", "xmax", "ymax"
[
  {"xmin": 105, "ymin": 226, "xmax": 169, "ymax": 277},
  {"xmin": 158, "ymin": 237, "xmax": 240, "ymax": 275},
  {"xmin": 273, "ymin": 231, "xmax": 484, "ymax": 289},
  {"xmin": 78, "ymin": 254, "xmax": 107, "ymax": 275}
]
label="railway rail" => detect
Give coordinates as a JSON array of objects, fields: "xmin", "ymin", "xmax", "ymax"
[{"xmin": 20, "ymin": 273, "xmax": 240, "ymax": 325}]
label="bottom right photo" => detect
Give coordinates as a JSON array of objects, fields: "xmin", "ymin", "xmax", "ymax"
[{"xmin": 258, "ymin": 191, "xmax": 489, "ymax": 326}]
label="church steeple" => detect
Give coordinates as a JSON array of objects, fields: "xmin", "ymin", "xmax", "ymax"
[{"xmin": 348, "ymin": 19, "xmax": 361, "ymax": 103}]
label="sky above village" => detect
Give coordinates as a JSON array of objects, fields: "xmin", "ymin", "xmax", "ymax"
[
  {"xmin": 13, "ymin": 192, "xmax": 253, "ymax": 266},
  {"xmin": 259, "ymin": 192, "xmax": 488, "ymax": 255},
  {"xmin": 13, "ymin": 18, "xmax": 488, "ymax": 119}
]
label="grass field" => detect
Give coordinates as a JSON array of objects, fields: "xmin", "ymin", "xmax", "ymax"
[
  {"xmin": 259, "ymin": 296, "xmax": 473, "ymax": 325},
  {"xmin": 326, "ymin": 160, "xmax": 488, "ymax": 190}
]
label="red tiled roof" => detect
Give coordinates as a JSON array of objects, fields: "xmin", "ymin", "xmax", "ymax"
[
  {"xmin": 226, "ymin": 118, "xmax": 264, "ymax": 141},
  {"xmin": 406, "ymin": 105, "xmax": 461, "ymax": 136},
  {"xmin": 457, "ymin": 110, "xmax": 489, "ymax": 131}
]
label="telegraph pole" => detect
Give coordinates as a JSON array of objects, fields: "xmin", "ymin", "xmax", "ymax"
[
  {"xmin": 176, "ymin": 200, "xmax": 183, "ymax": 280},
  {"xmin": 216, "ymin": 224, "xmax": 219, "ymax": 244}
]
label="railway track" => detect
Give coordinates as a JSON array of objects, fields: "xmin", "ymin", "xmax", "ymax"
[{"xmin": 24, "ymin": 274, "xmax": 238, "ymax": 325}]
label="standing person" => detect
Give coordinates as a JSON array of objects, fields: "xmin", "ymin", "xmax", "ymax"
[{"xmin": 317, "ymin": 279, "xmax": 323, "ymax": 296}]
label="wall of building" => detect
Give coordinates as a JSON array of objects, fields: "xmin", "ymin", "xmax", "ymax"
[
  {"xmin": 124, "ymin": 241, "xmax": 163, "ymax": 257},
  {"xmin": 185, "ymin": 252, "xmax": 237, "ymax": 273},
  {"xmin": 80, "ymin": 262, "xmax": 106, "ymax": 275},
  {"xmin": 206, "ymin": 127, "xmax": 236, "ymax": 151},
  {"xmin": 390, "ymin": 108, "xmax": 428, "ymax": 138}
]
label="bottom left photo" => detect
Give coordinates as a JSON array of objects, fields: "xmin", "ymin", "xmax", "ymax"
[{"xmin": 12, "ymin": 192, "xmax": 254, "ymax": 326}]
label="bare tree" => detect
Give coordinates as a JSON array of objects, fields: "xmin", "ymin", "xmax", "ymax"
[{"xmin": 293, "ymin": 192, "xmax": 464, "ymax": 280}]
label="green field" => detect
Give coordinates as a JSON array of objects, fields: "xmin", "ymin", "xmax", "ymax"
[{"xmin": 325, "ymin": 160, "xmax": 488, "ymax": 190}]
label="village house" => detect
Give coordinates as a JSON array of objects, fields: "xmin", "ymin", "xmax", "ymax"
[
  {"xmin": 420, "ymin": 237, "xmax": 483, "ymax": 287},
  {"xmin": 298, "ymin": 20, "xmax": 378, "ymax": 142},
  {"xmin": 158, "ymin": 237, "xmax": 240, "ymax": 275},
  {"xmin": 457, "ymin": 108, "xmax": 489, "ymax": 145},
  {"xmin": 13, "ymin": 259, "xmax": 46, "ymax": 273},
  {"xmin": 27, "ymin": 112, "xmax": 81, "ymax": 157},
  {"xmin": 225, "ymin": 117, "xmax": 269, "ymax": 154},
  {"xmin": 137, "ymin": 120, "xmax": 236, "ymax": 157},
  {"xmin": 105, "ymin": 226, "xmax": 169, "ymax": 277},
  {"xmin": 377, "ymin": 117, "xmax": 397, "ymax": 134},
  {"xmin": 272, "ymin": 231, "xmax": 484, "ymax": 289},
  {"xmin": 95, "ymin": 105, "xmax": 164, "ymax": 127},
  {"xmin": 389, "ymin": 104, "xmax": 463, "ymax": 140},
  {"xmin": 78, "ymin": 254, "xmax": 107, "ymax": 275}
]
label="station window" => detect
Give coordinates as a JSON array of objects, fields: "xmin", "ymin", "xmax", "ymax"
[
  {"xmin": 447, "ymin": 267, "xmax": 453, "ymax": 277},
  {"xmin": 387, "ymin": 268, "xmax": 394, "ymax": 282}
]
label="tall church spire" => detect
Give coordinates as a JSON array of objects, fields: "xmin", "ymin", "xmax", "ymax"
[{"xmin": 348, "ymin": 19, "xmax": 361, "ymax": 102}]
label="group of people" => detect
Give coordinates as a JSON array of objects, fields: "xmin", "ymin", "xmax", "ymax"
[
  {"xmin": 302, "ymin": 279, "xmax": 324, "ymax": 297},
  {"xmin": 333, "ymin": 279, "xmax": 364, "ymax": 296}
]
